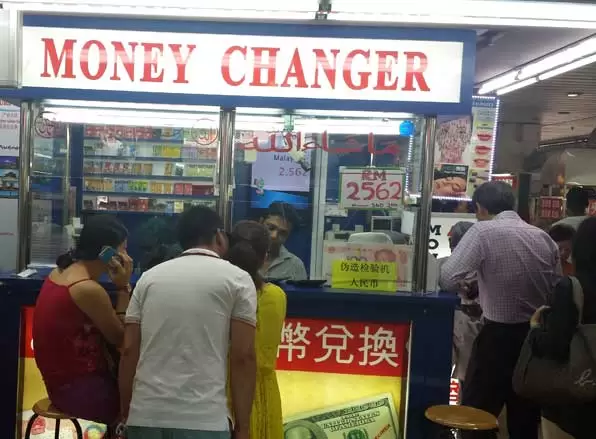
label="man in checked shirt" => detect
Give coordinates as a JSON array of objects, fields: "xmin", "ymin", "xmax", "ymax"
[{"xmin": 441, "ymin": 181, "xmax": 561, "ymax": 439}]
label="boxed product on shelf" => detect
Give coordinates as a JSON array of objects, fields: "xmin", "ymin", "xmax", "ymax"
[
  {"xmin": 142, "ymin": 164, "xmax": 153, "ymax": 175},
  {"xmin": 163, "ymin": 183, "xmax": 173, "ymax": 194},
  {"xmin": 117, "ymin": 201, "xmax": 129, "ymax": 211},
  {"xmin": 174, "ymin": 201, "xmax": 185, "ymax": 213},
  {"xmin": 103, "ymin": 162, "xmax": 114, "ymax": 173},
  {"xmin": 102, "ymin": 179, "xmax": 115, "ymax": 192},
  {"xmin": 184, "ymin": 184, "xmax": 193, "ymax": 196},
  {"xmin": 164, "ymin": 163, "xmax": 174, "ymax": 176},
  {"xmin": 174, "ymin": 183, "xmax": 184, "ymax": 195},
  {"xmin": 132, "ymin": 163, "xmax": 142, "ymax": 174},
  {"xmin": 192, "ymin": 185, "xmax": 215, "ymax": 196}
]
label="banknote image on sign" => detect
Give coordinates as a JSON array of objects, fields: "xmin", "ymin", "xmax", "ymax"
[{"xmin": 283, "ymin": 393, "xmax": 400, "ymax": 439}]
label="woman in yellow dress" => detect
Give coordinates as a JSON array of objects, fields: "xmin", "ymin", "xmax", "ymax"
[{"xmin": 227, "ymin": 220, "xmax": 287, "ymax": 439}]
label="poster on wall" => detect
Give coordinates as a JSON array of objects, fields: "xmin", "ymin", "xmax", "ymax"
[
  {"xmin": 0, "ymin": 100, "xmax": 19, "ymax": 271},
  {"xmin": 277, "ymin": 317, "xmax": 409, "ymax": 439},
  {"xmin": 433, "ymin": 97, "xmax": 498, "ymax": 199}
]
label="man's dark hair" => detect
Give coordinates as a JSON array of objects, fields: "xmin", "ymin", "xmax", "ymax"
[
  {"xmin": 264, "ymin": 202, "xmax": 300, "ymax": 229},
  {"xmin": 548, "ymin": 224, "xmax": 575, "ymax": 243},
  {"xmin": 572, "ymin": 217, "xmax": 596, "ymax": 275},
  {"xmin": 177, "ymin": 206, "xmax": 223, "ymax": 250},
  {"xmin": 566, "ymin": 186, "xmax": 589, "ymax": 216},
  {"xmin": 472, "ymin": 181, "xmax": 515, "ymax": 215}
]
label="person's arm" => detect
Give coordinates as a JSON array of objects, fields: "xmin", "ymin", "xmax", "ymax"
[
  {"xmin": 256, "ymin": 285, "xmax": 287, "ymax": 371},
  {"xmin": 119, "ymin": 323, "xmax": 141, "ymax": 420},
  {"xmin": 440, "ymin": 225, "xmax": 484, "ymax": 292},
  {"xmin": 292, "ymin": 258, "xmax": 308, "ymax": 281},
  {"xmin": 530, "ymin": 277, "xmax": 577, "ymax": 362},
  {"xmin": 118, "ymin": 278, "xmax": 145, "ymax": 420},
  {"xmin": 229, "ymin": 273, "xmax": 258, "ymax": 436},
  {"xmin": 70, "ymin": 281, "xmax": 125, "ymax": 347}
]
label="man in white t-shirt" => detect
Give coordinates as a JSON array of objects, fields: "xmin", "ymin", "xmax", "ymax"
[{"xmin": 119, "ymin": 206, "xmax": 257, "ymax": 439}]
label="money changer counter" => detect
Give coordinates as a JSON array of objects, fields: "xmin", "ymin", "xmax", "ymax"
[{"xmin": 0, "ymin": 10, "xmax": 473, "ymax": 439}]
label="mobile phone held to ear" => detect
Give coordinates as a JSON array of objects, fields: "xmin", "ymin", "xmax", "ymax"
[{"xmin": 99, "ymin": 246, "xmax": 120, "ymax": 265}]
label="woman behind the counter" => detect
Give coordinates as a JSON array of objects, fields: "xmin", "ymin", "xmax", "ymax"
[
  {"xmin": 33, "ymin": 215, "xmax": 133, "ymax": 428},
  {"xmin": 227, "ymin": 220, "xmax": 287, "ymax": 439}
]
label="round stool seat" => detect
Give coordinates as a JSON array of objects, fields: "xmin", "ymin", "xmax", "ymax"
[
  {"xmin": 32, "ymin": 398, "xmax": 74, "ymax": 420},
  {"xmin": 425, "ymin": 405, "xmax": 498, "ymax": 431}
]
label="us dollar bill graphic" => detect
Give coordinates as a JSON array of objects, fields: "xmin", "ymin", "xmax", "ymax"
[{"xmin": 283, "ymin": 393, "xmax": 400, "ymax": 439}]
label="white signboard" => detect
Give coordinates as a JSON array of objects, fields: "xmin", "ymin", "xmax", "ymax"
[
  {"xmin": 339, "ymin": 167, "xmax": 405, "ymax": 210},
  {"xmin": 429, "ymin": 212, "xmax": 477, "ymax": 259},
  {"xmin": 22, "ymin": 27, "xmax": 465, "ymax": 103}
]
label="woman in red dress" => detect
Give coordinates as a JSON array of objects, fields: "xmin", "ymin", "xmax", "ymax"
[{"xmin": 33, "ymin": 215, "xmax": 132, "ymax": 428}]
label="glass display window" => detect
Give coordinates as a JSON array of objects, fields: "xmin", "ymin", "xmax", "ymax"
[
  {"xmin": 231, "ymin": 109, "xmax": 427, "ymax": 292},
  {"xmin": 28, "ymin": 103, "xmax": 220, "ymax": 272}
]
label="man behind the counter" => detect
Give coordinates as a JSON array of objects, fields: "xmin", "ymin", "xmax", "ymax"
[{"xmin": 260, "ymin": 202, "xmax": 307, "ymax": 281}]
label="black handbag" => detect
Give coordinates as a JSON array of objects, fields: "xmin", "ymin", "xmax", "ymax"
[{"xmin": 513, "ymin": 277, "xmax": 596, "ymax": 403}]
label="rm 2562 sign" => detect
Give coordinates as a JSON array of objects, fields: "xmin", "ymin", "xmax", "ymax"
[{"xmin": 339, "ymin": 167, "xmax": 405, "ymax": 210}]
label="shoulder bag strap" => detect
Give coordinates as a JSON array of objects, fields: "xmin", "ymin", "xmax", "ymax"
[{"xmin": 569, "ymin": 276, "xmax": 584, "ymax": 326}]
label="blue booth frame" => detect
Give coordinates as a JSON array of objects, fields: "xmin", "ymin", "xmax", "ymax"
[{"xmin": 0, "ymin": 13, "xmax": 475, "ymax": 439}]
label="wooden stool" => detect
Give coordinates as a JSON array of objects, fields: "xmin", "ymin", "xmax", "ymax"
[
  {"xmin": 425, "ymin": 405, "xmax": 498, "ymax": 438},
  {"xmin": 24, "ymin": 398, "xmax": 83, "ymax": 439}
]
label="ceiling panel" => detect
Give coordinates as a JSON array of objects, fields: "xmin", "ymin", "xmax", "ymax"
[
  {"xmin": 475, "ymin": 28, "xmax": 594, "ymax": 83},
  {"xmin": 498, "ymin": 61, "xmax": 596, "ymax": 141}
]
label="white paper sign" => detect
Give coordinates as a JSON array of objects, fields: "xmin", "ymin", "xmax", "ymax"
[
  {"xmin": 339, "ymin": 167, "xmax": 405, "ymax": 210},
  {"xmin": 250, "ymin": 132, "xmax": 311, "ymax": 193}
]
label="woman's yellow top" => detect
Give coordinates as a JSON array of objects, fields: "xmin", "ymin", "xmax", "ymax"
[{"xmin": 229, "ymin": 282, "xmax": 287, "ymax": 439}]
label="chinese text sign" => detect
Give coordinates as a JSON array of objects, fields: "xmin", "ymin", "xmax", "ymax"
[
  {"xmin": 331, "ymin": 260, "xmax": 397, "ymax": 292},
  {"xmin": 276, "ymin": 318, "xmax": 409, "ymax": 377}
]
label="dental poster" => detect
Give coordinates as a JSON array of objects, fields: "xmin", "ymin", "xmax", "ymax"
[{"xmin": 433, "ymin": 97, "xmax": 498, "ymax": 199}]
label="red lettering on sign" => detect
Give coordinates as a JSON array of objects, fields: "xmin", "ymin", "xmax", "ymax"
[
  {"xmin": 41, "ymin": 38, "xmax": 76, "ymax": 79},
  {"xmin": 80, "ymin": 40, "xmax": 107, "ymax": 80},
  {"xmin": 141, "ymin": 43, "xmax": 165, "ymax": 83},
  {"xmin": 276, "ymin": 318, "xmax": 409, "ymax": 377},
  {"xmin": 250, "ymin": 47, "xmax": 280, "ymax": 87},
  {"xmin": 221, "ymin": 46, "xmax": 247, "ymax": 86},
  {"xmin": 110, "ymin": 41, "xmax": 138, "ymax": 81},
  {"xmin": 169, "ymin": 44, "xmax": 196, "ymax": 84},
  {"xmin": 403, "ymin": 51, "xmax": 430, "ymax": 92},
  {"xmin": 281, "ymin": 49, "xmax": 308, "ymax": 88},
  {"xmin": 312, "ymin": 49, "xmax": 339, "ymax": 89},
  {"xmin": 374, "ymin": 51, "xmax": 399, "ymax": 91},
  {"xmin": 343, "ymin": 49, "xmax": 371, "ymax": 91}
]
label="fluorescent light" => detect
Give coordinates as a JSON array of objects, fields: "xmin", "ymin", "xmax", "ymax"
[
  {"xmin": 538, "ymin": 54, "xmax": 596, "ymax": 80},
  {"xmin": 496, "ymin": 78, "xmax": 538, "ymax": 95},
  {"xmin": 43, "ymin": 100, "xmax": 219, "ymax": 114},
  {"xmin": 478, "ymin": 71, "xmax": 519, "ymax": 95},
  {"xmin": 518, "ymin": 37, "xmax": 596, "ymax": 80},
  {"xmin": 328, "ymin": 0, "xmax": 596, "ymax": 29},
  {"xmin": 294, "ymin": 118, "xmax": 400, "ymax": 135},
  {"xmin": 293, "ymin": 109, "xmax": 414, "ymax": 119}
]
